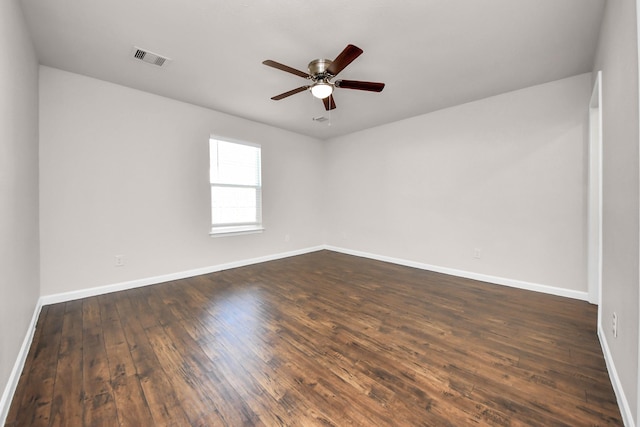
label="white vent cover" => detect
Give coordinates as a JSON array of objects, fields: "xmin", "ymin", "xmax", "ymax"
[{"xmin": 131, "ymin": 47, "xmax": 171, "ymax": 67}]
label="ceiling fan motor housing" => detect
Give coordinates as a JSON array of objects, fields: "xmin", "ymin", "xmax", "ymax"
[{"xmin": 308, "ymin": 59, "xmax": 333, "ymax": 78}]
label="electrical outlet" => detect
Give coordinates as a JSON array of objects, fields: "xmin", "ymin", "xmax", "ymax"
[
  {"xmin": 612, "ymin": 312, "xmax": 618, "ymax": 338},
  {"xmin": 284, "ymin": 234, "xmax": 291, "ymax": 242},
  {"xmin": 474, "ymin": 248, "xmax": 481, "ymax": 259},
  {"xmin": 115, "ymin": 255, "xmax": 125, "ymax": 267}
]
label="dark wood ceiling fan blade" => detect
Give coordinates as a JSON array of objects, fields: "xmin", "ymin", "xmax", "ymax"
[
  {"xmin": 335, "ymin": 79, "xmax": 385, "ymax": 92},
  {"xmin": 271, "ymin": 86, "xmax": 310, "ymax": 100},
  {"xmin": 326, "ymin": 44, "xmax": 363, "ymax": 77},
  {"xmin": 323, "ymin": 95, "xmax": 336, "ymax": 110},
  {"xmin": 262, "ymin": 60, "xmax": 310, "ymax": 78}
]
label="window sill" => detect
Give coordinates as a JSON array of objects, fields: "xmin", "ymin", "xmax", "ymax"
[{"xmin": 210, "ymin": 226, "xmax": 265, "ymax": 237}]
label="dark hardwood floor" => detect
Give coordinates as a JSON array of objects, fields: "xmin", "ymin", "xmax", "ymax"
[{"xmin": 6, "ymin": 250, "xmax": 622, "ymax": 426}]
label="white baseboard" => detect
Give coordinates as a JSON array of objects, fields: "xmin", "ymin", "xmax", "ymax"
[
  {"xmin": 0, "ymin": 299, "xmax": 43, "ymax": 426},
  {"xmin": 39, "ymin": 243, "xmax": 590, "ymax": 314},
  {"xmin": 40, "ymin": 246, "xmax": 325, "ymax": 305},
  {"xmin": 598, "ymin": 325, "xmax": 635, "ymax": 426},
  {"xmin": 324, "ymin": 245, "xmax": 589, "ymax": 301}
]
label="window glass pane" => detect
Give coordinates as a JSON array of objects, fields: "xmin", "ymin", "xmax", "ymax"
[
  {"xmin": 211, "ymin": 186, "xmax": 258, "ymax": 225},
  {"xmin": 210, "ymin": 140, "xmax": 261, "ymax": 186},
  {"xmin": 209, "ymin": 138, "xmax": 262, "ymax": 233}
]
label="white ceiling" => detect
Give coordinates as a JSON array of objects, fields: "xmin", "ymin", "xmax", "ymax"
[{"xmin": 19, "ymin": 0, "xmax": 605, "ymax": 140}]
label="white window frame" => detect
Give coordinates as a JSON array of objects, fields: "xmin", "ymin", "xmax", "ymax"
[{"xmin": 209, "ymin": 136, "xmax": 263, "ymax": 237}]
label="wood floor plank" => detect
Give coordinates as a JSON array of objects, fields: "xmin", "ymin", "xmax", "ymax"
[
  {"xmin": 98, "ymin": 294, "xmax": 154, "ymax": 426},
  {"xmin": 201, "ymin": 303, "xmax": 370, "ymax": 426},
  {"xmin": 6, "ymin": 250, "xmax": 623, "ymax": 426},
  {"xmin": 113, "ymin": 292, "xmax": 192, "ymax": 427},
  {"xmin": 151, "ymin": 284, "xmax": 261, "ymax": 426},
  {"xmin": 144, "ymin": 323, "xmax": 230, "ymax": 426},
  {"xmin": 82, "ymin": 296, "xmax": 118, "ymax": 427},
  {"xmin": 49, "ymin": 300, "xmax": 84, "ymax": 426}
]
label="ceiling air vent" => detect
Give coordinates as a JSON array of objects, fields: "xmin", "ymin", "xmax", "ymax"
[
  {"xmin": 313, "ymin": 116, "xmax": 329, "ymax": 123},
  {"xmin": 131, "ymin": 47, "xmax": 171, "ymax": 67}
]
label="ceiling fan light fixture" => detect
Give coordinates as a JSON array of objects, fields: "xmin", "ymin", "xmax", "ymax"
[{"xmin": 311, "ymin": 82, "xmax": 333, "ymax": 99}]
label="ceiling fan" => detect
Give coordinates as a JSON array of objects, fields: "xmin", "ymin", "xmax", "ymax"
[{"xmin": 262, "ymin": 44, "xmax": 385, "ymax": 111}]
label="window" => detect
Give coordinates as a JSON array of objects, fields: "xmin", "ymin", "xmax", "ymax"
[{"xmin": 209, "ymin": 137, "xmax": 262, "ymax": 235}]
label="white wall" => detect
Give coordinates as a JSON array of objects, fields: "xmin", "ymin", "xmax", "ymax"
[
  {"xmin": 325, "ymin": 73, "xmax": 591, "ymax": 293},
  {"xmin": 593, "ymin": 0, "xmax": 640, "ymax": 423},
  {"xmin": 39, "ymin": 66, "xmax": 325, "ymax": 296},
  {"xmin": 0, "ymin": 0, "xmax": 40, "ymax": 415}
]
